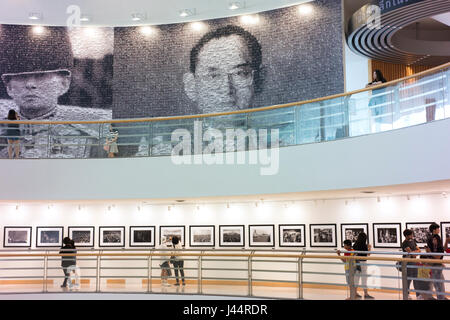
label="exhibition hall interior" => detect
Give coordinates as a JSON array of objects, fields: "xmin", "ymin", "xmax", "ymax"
[{"xmin": 0, "ymin": 0, "xmax": 449, "ymax": 301}]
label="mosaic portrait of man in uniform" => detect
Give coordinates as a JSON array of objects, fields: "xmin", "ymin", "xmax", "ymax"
[{"xmin": 0, "ymin": 25, "xmax": 113, "ymax": 158}]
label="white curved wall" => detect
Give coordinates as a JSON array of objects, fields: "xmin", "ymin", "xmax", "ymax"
[{"xmin": 1, "ymin": 118, "xmax": 450, "ymax": 201}]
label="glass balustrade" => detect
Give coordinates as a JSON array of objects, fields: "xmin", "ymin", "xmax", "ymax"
[{"xmin": 0, "ymin": 65, "xmax": 448, "ymax": 159}]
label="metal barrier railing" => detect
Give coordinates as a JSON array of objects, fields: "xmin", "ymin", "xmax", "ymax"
[
  {"xmin": 0, "ymin": 249, "xmax": 448, "ymax": 300},
  {"xmin": 0, "ymin": 63, "xmax": 449, "ymax": 159}
]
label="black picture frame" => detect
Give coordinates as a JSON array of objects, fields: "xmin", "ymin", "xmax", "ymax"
[
  {"xmin": 189, "ymin": 225, "xmax": 215, "ymax": 247},
  {"xmin": 159, "ymin": 226, "xmax": 185, "ymax": 246},
  {"xmin": 279, "ymin": 224, "xmax": 306, "ymax": 247},
  {"xmin": 405, "ymin": 222, "xmax": 433, "ymax": 248},
  {"xmin": 129, "ymin": 226, "xmax": 155, "ymax": 247},
  {"xmin": 340, "ymin": 223, "xmax": 369, "ymax": 247},
  {"xmin": 68, "ymin": 226, "xmax": 95, "ymax": 247},
  {"xmin": 219, "ymin": 225, "xmax": 245, "ymax": 247},
  {"xmin": 441, "ymin": 222, "xmax": 450, "ymax": 244},
  {"xmin": 373, "ymin": 223, "xmax": 402, "ymax": 248},
  {"xmin": 36, "ymin": 226, "xmax": 64, "ymax": 247},
  {"xmin": 3, "ymin": 226, "xmax": 32, "ymax": 248},
  {"xmin": 310, "ymin": 224, "xmax": 337, "ymax": 248},
  {"xmin": 99, "ymin": 226, "xmax": 125, "ymax": 247},
  {"xmin": 249, "ymin": 225, "xmax": 275, "ymax": 247}
]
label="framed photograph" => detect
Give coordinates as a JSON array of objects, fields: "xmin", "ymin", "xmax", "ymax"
[
  {"xmin": 341, "ymin": 223, "xmax": 369, "ymax": 247},
  {"xmin": 219, "ymin": 225, "xmax": 245, "ymax": 247},
  {"xmin": 99, "ymin": 226, "xmax": 125, "ymax": 247},
  {"xmin": 159, "ymin": 226, "xmax": 185, "ymax": 246},
  {"xmin": 68, "ymin": 226, "xmax": 95, "ymax": 247},
  {"xmin": 189, "ymin": 225, "xmax": 215, "ymax": 247},
  {"xmin": 129, "ymin": 226, "xmax": 155, "ymax": 247},
  {"xmin": 405, "ymin": 222, "xmax": 433, "ymax": 248},
  {"xmin": 249, "ymin": 225, "xmax": 275, "ymax": 247},
  {"xmin": 36, "ymin": 227, "xmax": 64, "ymax": 247},
  {"xmin": 441, "ymin": 222, "xmax": 450, "ymax": 243},
  {"xmin": 3, "ymin": 227, "xmax": 32, "ymax": 247},
  {"xmin": 310, "ymin": 224, "xmax": 337, "ymax": 247},
  {"xmin": 373, "ymin": 223, "xmax": 402, "ymax": 248},
  {"xmin": 279, "ymin": 224, "xmax": 305, "ymax": 247}
]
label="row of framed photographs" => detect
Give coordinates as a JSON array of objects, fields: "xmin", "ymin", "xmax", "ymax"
[{"xmin": 3, "ymin": 222, "xmax": 450, "ymax": 248}]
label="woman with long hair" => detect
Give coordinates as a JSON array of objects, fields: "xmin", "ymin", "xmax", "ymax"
[
  {"xmin": 353, "ymin": 232, "xmax": 374, "ymax": 299},
  {"xmin": 366, "ymin": 69, "xmax": 389, "ymax": 125},
  {"xmin": 6, "ymin": 109, "xmax": 20, "ymax": 159}
]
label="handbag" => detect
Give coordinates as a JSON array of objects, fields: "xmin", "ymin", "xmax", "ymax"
[{"xmin": 103, "ymin": 142, "xmax": 110, "ymax": 151}]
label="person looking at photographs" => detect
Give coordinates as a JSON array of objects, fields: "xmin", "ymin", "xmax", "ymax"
[
  {"xmin": 183, "ymin": 25, "xmax": 262, "ymax": 115},
  {"xmin": 105, "ymin": 125, "xmax": 119, "ymax": 158},
  {"xmin": 352, "ymin": 232, "xmax": 374, "ymax": 299},
  {"xmin": 366, "ymin": 69, "xmax": 388, "ymax": 124},
  {"xmin": 158, "ymin": 237, "xmax": 172, "ymax": 287},
  {"xmin": 170, "ymin": 236, "xmax": 185, "ymax": 287},
  {"xmin": 401, "ymin": 229, "xmax": 421, "ymax": 299},
  {"xmin": 426, "ymin": 223, "xmax": 447, "ymax": 300},
  {"xmin": 59, "ymin": 237, "xmax": 77, "ymax": 289},
  {"xmin": 337, "ymin": 240, "xmax": 356, "ymax": 300},
  {"xmin": 5, "ymin": 109, "xmax": 20, "ymax": 159}
]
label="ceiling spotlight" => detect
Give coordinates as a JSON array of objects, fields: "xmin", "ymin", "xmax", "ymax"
[
  {"xmin": 191, "ymin": 22, "xmax": 206, "ymax": 31},
  {"xmin": 298, "ymin": 4, "xmax": 313, "ymax": 15},
  {"xmin": 80, "ymin": 15, "xmax": 90, "ymax": 22},
  {"xmin": 229, "ymin": 2, "xmax": 242, "ymax": 10},
  {"xmin": 179, "ymin": 9, "xmax": 195, "ymax": 17},
  {"xmin": 32, "ymin": 26, "xmax": 45, "ymax": 35},
  {"xmin": 140, "ymin": 26, "xmax": 154, "ymax": 35},
  {"xmin": 131, "ymin": 13, "xmax": 146, "ymax": 21},
  {"xmin": 29, "ymin": 12, "xmax": 42, "ymax": 20},
  {"xmin": 240, "ymin": 15, "xmax": 259, "ymax": 25}
]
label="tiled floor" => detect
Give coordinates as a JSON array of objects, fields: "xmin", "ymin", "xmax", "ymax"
[{"xmin": 0, "ymin": 283, "xmax": 406, "ymax": 300}]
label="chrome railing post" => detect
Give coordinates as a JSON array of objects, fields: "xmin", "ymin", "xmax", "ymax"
[
  {"xmin": 43, "ymin": 251, "xmax": 48, "ymax": 293},
  {"xmin": 348, "ymin": 256, "xmax": 356, "ymax": 300},
  {"xmin": 198, "ymin": 251, "xmax": 203, "ymax": 294},
  {"xmin": 96, "ymin": 251, "xmax": 101, "ymax": 292},
  {"xmin": 147, "ymin": 252, "xmax": 153, "ymax": 293},
  {"xmin": 248, "ymin": 251, "xmax": 253, "ymax": 297},
  {"xmin": 297, "ymin": 254, "xmax": 304, "ymax": 300},
  {"xmin": 401, "ymin": 260, "xmax": 408, "ymax": 300}
]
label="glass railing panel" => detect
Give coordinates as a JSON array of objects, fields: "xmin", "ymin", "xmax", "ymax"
[
  {"xmin": 151, "ymin": 118, "xmax": 197, "ymax": 156},
  {"xmin": 201, "ymin": 113, "xmax": 248, "ymax": 153},
  {"xmin": 0, "ymin": 123, "xmax": 53, "ymax": 159},
  {"xmin": 394, "ymin": 70, "xmax": 447, "ymax": 129},
  {"xmin": 248, "ymin": 106, "xmax": 295, "ymax": 148},
  {"xmin": 366, "ymin": 84, "xmax": 395, "ymax": 133},
  {"xmin": 47, "ymin": 123, "xmax": 104, "ymax": 159},
  {"xmin": 347, "ymin": 91, "xmax": 372, "ymax": 137},
  {"xmin": 102, "ymin": 122, "xmax": 151, "ymax": 158},
  {"xmin": 444, "ymin": 68, "xmax": 450, "ymax": 119},
  {"xmin": 297, "ymin": 97, "xmax": 347, "ymax": 144}
]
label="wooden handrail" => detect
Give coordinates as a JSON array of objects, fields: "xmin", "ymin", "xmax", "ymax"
[
  {"xmin": 0, "ymin": 252, "xmax": 448, "ymax": 265},
  {"xmin": 0, "ymin": 62, "xmax": 449, "ymax": 125}
]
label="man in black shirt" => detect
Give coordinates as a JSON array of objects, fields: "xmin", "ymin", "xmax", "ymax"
[{"xmin": 401, "ymin": 229, "xmax": 420, "ymax": 299}]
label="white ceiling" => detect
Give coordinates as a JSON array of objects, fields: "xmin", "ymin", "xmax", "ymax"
[{"xmin": 0, "ymin": 0, "xmax": 313, "ymax": 26}]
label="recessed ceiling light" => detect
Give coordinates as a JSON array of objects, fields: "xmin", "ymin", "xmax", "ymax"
[
  {"xmin": 240, "ymin": 15, "xmax": 259, "ymax": 25},
  {"xmin": 80, "ymin": 15, "xmax": 90, "ymax": 22},
  {"xmin": 131, "ymin": 13, "xmax": 146, "ymax": 21},
  {"xmin": 29, "ymin": 12, "xmax": 42, "ymax": 20},
  {"xmin": 32, "ymin": 26, "xmax": 45, "ymax": 35},
  {"xmin": 229, "ymin": 2, "xmax": 243, "ymax": 10},
  {"xmin": 140, "ymin": 26, "xmax": 154, "ymax": 35},
  {"xmin": 179, "ymin": 9, "xmax": 195, "ymax": 17}
]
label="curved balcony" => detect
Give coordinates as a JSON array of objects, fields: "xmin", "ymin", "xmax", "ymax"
[
  {"xmin": 0, "ymin": 62, "xmax": 449, "ymax": 160},
  {"xmin": 0, "ymin": 249, "xmax": 448, "ymax": 300}
]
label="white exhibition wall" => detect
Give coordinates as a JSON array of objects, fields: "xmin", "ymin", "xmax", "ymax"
[{"xmin": 0, "ymin": 193, "xmax": 448, "ymax": 293}]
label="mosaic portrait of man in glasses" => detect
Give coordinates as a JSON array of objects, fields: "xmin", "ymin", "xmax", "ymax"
[{"xmin": 183, "ymin": 25, "xmax": 263, "ymax": 114}]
